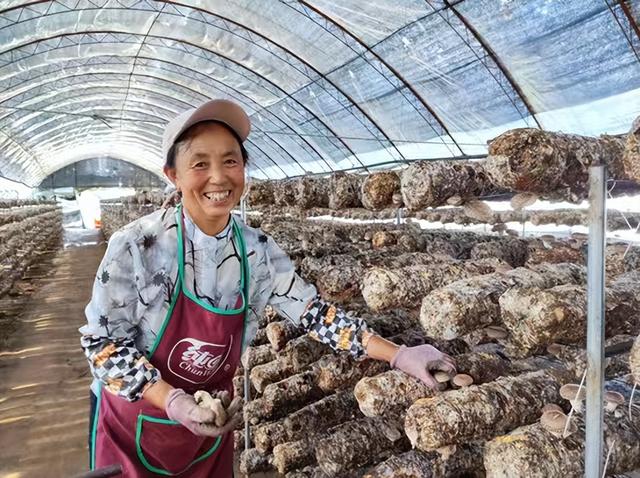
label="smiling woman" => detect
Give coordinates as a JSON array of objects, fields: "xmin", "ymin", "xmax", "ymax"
[{"xmin": 82, "ymin": 98, "xmax": 455, "ymax": 478}]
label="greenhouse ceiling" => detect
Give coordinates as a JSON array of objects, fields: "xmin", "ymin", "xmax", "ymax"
[{"xmin": 0, "ymin": 0, "xmax": 639, "ymax": 186}]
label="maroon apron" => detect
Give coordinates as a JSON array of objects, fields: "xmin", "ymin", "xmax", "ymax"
[{"xmin": 91, "ymin": 205, "xmax": 249, "ymax": 477}]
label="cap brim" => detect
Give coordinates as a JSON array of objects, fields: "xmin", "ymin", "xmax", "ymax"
[
  {"xmin": 180, "ymin": 100, "xmax": 250, "ymax": 142},
  {"xmin": 162, "ymin": 99, "xmax": 251, "ymax": 164}
]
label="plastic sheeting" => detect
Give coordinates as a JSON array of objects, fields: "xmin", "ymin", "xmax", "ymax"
[{"xmin": 0, "ymin": 0, "xmax": 638, "ymax": 186}]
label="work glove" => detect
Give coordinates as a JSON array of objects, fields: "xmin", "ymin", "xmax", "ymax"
[
  {"xmin": 165, "ymin": 388, "xmax": 242, "ymax": 437},
  {"xmin": 391, "ymin": 344, "xmax": 457, "ymax": 390}
]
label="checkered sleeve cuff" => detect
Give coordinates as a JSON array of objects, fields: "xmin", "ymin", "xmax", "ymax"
[
  {"xmin": 300, "ymin": 296, "xmax": 369, "ymax": 358},
  {"xmin": 81, "ymin": 335, "xmax": 161, "ymax": 402}
]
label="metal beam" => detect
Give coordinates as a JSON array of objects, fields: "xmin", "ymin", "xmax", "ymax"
[
  {"xmin": 294, "ymin": 0, "xmax": 463, "ymax": 156},
  {"xmin": 3, "ymin": 53, "xmax": 342, "ymax": 156},
  {"xmin": 0, "ymin": 30, "xmax": 359, "ymax": 174},
  {"xmin": 619, "ymin": 0, "xmax": 640, "ymax": 41},
  {"xmin": 0, "ymin": 44, "xmax": 330, "ymax": 175},
  {"xmin": 606, "ymin": 0, "xmax": 640, "ymax": 62},
  {"xmin": 0, "ymin": 0, "xmax": 379, "ymax": 170},
  {"xmin": 0, "ymin": 47, "xmax": 310, "ymax": 178},
  {"xmin": 440, "ymin": 0, "xmax": 542, "ymax": 128},
  {"xmin": 158, "ymin": 0, "xmax": 406, "ymax": 164},
  {"xmin": 0, "ymin": 79, "xmax": 287, "ymax": 180},
  {"xmin": 117, "ymin": 4, "xmax": 164, "ymax": 132},
  {"xmin": 585, "ymin": 164, "xmax": 607, "ymax": 478}
]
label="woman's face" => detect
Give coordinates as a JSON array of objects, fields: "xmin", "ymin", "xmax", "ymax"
[{"xmin": 164, "ymin": 122, "xmax": 245, "ymax": 232}]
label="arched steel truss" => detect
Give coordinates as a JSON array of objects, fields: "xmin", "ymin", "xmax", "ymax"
[{"xmin": 0, "ymin": 0, "xmax": 638, "ymax": 187}]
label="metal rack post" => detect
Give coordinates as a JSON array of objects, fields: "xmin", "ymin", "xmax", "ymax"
[
  {"xmin": 585, "ymin": 164, "xmax": 607, "ymax": 478},
  {"xmin": 240, "ymin": 198, "xmax": 251, "ymax": 451}
]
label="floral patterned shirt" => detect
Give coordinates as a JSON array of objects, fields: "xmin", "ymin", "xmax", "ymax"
[{"xmin": 80, "ymin": 206, "xmax": 369, "ymax": 401}]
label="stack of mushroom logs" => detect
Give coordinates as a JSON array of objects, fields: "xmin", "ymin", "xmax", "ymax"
[
  {"xmin": 0, "ymin": 201, "xmax": 62, "ymax": 298},
  {"xmin": 249, "ymin": 117, "xmax": 640, "ymax": 229},
  {"xmin": 100, "ymin": 191, "xmax": 166, "ymax": 240},
  {"xmin": 230, "ymin": 124, "xmax": 639, "ymax": 478},
  {"xmin": 93, "ymin": 123, "xmax": 640, "ymax": 476},
  {"xmin": 232, "ymin": 229, "xmax": 639, "ymax": 475}
]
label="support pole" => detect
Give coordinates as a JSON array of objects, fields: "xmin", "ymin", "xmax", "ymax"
[
  {"xmin": 240, "ymin": 198, "xmax": 247, "ymax": 221},
  {"xmin": 585, "ymin": 165, "xmax": 606, "ymax": 478},
  {"xmin": 240, "ymin": 198, "xmax": 251, "ymax": 452}
]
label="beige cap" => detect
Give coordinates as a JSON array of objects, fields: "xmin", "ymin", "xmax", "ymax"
[{"xmin": 162, "ymin": 99, "xmax": 251, "ymax": 164}]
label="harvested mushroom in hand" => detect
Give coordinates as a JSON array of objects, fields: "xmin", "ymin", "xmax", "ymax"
[
  {"xmin": 194, "ymin": 391, "xmax": 228, "ymax": 427},
  {"xmin": 452, "ymin": 374, "xmax": 474, "ymax": 388},
  {"xmin": 390, "ymin": 344, "xmax": 457, "ymax": 390},
  {"xmin": 433, "ymin": 371, "xmax": 454, "ymax": 391},
  {"xmin": 194, "ymin": 390, "xmax": 243, "ymax": 427},
  {"xmin": 434, "ymin": 371, "xmax": 452, "ymax": 383}
]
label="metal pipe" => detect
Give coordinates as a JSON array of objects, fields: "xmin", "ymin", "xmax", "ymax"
[
  {"xmin": 240, "ymin": 197, "xmax": 251, "ymax": 451},
  {"xmin": 585, "ymin": 164, "xmax": 607, "ymax": 478},
  {"xmin": 244, "ymin": 366, "xmax": 251, "ymax": 451}
]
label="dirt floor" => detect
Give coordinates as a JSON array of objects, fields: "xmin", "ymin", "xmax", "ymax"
[
  {"xmin": 0, "ymin": 234, "xmax": 276, "ymax": 478},
  {"xmin": 0, "ymin": 241, "xmax": 104, "ymax": 478}
]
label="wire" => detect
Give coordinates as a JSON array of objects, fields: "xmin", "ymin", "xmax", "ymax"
[{"xmin": 0, "ymin": 105, "xmax": 489, "ymax": 146}]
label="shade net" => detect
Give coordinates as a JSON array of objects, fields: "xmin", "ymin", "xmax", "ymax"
[{"xmin": 0, "ymin": 0, "xmax": 637, "ymax": 186}]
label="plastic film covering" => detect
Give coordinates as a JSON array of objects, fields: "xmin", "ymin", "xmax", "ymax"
[{"xmin": 0, "ymin": 0, "xmax": 637, "ymax": 187}]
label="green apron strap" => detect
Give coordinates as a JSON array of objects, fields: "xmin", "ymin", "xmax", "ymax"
[
  {"xmin": 231, "ymin": 217, "xmax": 251, "ymax": 349},
  {"xmin": 89, "ymin": 386, "xmax": 102, "ymax": 470}
]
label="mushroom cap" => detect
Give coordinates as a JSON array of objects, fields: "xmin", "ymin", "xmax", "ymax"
[
  {"xmin": 463, "ymin": 200, "xmax": 493, "ymax": 222},
  {"xmin": 560, "ymin": 383, "xmax": 586, "ymax": 401},
  {"xmin": 434, "ymin": 371, "xmax": 452, "ymax": 383},
  {"xmin": 541, "ymin": 403, "xmax": 564, "ymax": 414},
  {"xmin": 603, "ymin": 391, "xmax": 625, "ymax": 405},
  {"xmin": 391, "ymin": 192, "xmax": 404, "ymax": 207},
  {"xmin": 447, "ymin": 195, "xmax": 463, "ymax": 206},
  {"xmin": 546, "ymin": 343, "xmax": 563, "ymax": 356},
  {"xmin": 452, "ymin": 373, "xmax": 474, "ymax": 387},
  {"xmin": 511, "ymin": 192, "xmax": 539, "ymax": 211},
  {"xmin": 484, "ymin": 325, "xmax": 508, "ymax": 340},
  {"xmin": 540, "ymin": 410, "xmax": 572, "ymax": 434},
  {"xmin": 567, "ymin": 238, "xmax": 583, "ymax": 249}
]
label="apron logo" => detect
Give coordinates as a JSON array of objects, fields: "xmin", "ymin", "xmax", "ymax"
[{"xmin": 167, "ymin": 336, "xmax": 233, "ymax": 384}]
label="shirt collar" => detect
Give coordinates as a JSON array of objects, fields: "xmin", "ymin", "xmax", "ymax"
[{"xmin": 182, "ymin": 208, "xmax": 233, "ymax": 245}]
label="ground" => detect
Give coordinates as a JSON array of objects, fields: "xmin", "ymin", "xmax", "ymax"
[
  {"xmin": 0, "ymin": 236, "xmax": 277, "ymax": 478},
  {"xmin": 0, "ymin": 243, "xmax": 103, "ymax": 478}
]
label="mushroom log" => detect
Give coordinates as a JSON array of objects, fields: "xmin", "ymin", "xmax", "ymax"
[
  {"xmin": 484, "ymin": 401, "xmax": 640, "ymax": 477},
  {"xmin": 404, "ymin": 370, "xmax": 569, "ymax": 451},
  {"xmin": 420, "ymin": 263, "xmax": 585, "ymax": 340}
]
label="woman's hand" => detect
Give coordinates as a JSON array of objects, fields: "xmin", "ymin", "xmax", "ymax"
[
  {"xmin": 364, "ymin": 334, "xmax": 456, "ymax": 390},
  {"xmin": 165, "ymin": 389, "xmax": 242, "ymax": 437},
  {"xmin": 391, "ymin": 344, "xmax": 457, "ymax": 389}
]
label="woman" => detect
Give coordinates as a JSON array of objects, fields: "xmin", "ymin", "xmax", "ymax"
[{"xmin": 81, "ymin": 99, "xmax": 456, "ymax": 477}]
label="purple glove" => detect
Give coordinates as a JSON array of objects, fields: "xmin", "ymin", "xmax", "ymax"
[
  {"xmin": 165, "ymin": 389, "xmax": 241, "ymax": 437},
  {"xmin": 391, "ymin": 344, "xmax": 457, "ymax": 389}
]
